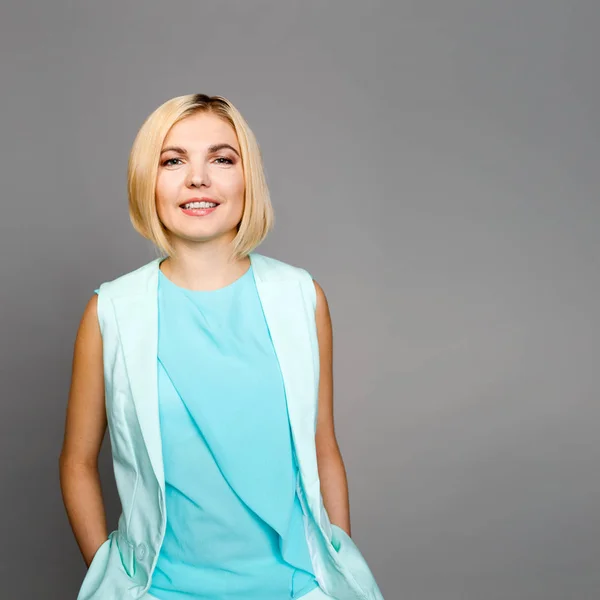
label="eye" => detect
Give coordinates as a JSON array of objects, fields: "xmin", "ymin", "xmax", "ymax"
[
  {"xmin": 162, "ymin": 157, "xmax": 183, "ymax": 166},
  {"xmin": 214, "ymin": 157, "xmax": 234, "ymax": 165}
]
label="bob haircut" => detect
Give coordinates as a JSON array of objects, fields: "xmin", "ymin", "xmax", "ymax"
[{"xmin": 128, "ymin": 93, "xmax": 274, "ymax": 262}]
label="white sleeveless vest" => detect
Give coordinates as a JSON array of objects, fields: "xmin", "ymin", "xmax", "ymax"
[{"xmin": 77, "ymin": 252, "xmax": 385, "ymax": 600}]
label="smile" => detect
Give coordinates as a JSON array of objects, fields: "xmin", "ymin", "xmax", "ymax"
[{"xmin": 180, "ymin": 203, "xmax": 219, "ymax": 216}]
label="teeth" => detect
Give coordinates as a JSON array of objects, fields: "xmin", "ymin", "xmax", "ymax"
[{"xmin": 182, "ymin": 201, "xmax": 218, "ymax": 209}]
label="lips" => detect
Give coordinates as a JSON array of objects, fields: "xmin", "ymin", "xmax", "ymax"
[{"xmin": 179, "ymin": 197, "xmax": 220, "ymax": 207}]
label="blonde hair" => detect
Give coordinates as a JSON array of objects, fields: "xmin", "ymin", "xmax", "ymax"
[{"xmin": 128, "ymin": 94, "xmax": 274, "ymax": 261}]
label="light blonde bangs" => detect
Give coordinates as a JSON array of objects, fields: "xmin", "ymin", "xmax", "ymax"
[{"xmin": 127, "ymin": 94, "xmax": 274, "ymax": 261}]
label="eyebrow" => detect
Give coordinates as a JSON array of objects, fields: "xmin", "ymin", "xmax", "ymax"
[{"xmin": 160, "ymin": 143, "xmax": 240, "ymax": 158}]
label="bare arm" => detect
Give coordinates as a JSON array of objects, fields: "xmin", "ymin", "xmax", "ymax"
[
  {"xmin": 313, "ymin": 279, "xmax": 352, "ymax": 537},
  {"xmin": 59, "ymin": 293, "xmax": 109, "ymax": 567}
]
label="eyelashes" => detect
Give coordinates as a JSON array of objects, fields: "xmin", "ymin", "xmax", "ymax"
[
  {"xmin": 161, "ymin": 157, "xmax": 234, "ymax": 167},
  {"xmin": 161, "ymin": 157, "xmax": 181, "ymax": 166}
]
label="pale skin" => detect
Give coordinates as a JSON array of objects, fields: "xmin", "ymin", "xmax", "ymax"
[{"xmin": 59, "ymin": 111, "xmax": 351, "ymax": 570}]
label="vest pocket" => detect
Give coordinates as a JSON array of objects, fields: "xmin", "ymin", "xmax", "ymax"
[
  {"xmin": 115, "ymin": 527, "xmax": 136, "ymax": 579},
  {"xmin": 77, "ymin": 534, "xmax": 113, "ymax": 599},
  {"xmin": 329, "ymin": 524, "xmax": 381, "ymax": 599}
]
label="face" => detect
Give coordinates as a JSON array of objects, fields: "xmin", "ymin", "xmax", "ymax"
[{"xmin": 155, "ymin": 111, "xmax": 245, "ymax": 249}]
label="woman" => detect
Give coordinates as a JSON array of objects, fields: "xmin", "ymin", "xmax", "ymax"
[{"xmin": 59, "ymin": 94, "xmax": 384, "ymax": 600}]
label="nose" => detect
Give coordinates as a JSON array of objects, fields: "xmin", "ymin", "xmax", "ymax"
[{"xmin": 186, "ymin": 161, "xmax": 210, "ymax": 188}]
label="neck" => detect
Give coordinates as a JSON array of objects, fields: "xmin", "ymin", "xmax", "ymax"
[{"xmin": 159, "ymin": 241, "xmax": 250, "ymax": 292}]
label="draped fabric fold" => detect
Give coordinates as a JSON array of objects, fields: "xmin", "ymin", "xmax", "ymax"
[{"xmin": 147, "ymin": 264, "xmax": 319, "ymax": 600}]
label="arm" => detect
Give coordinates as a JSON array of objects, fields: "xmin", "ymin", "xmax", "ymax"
[
  {"xmin": 58, "ymin": 293, "xmax": 109, "ymax": 567},
  {"xmin": 313, "ymin": 279, "xmax": 352, "ymax": 537}
]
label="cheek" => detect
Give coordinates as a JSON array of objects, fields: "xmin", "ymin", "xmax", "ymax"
[
  {"xmin": 155, "ymin": 172, "xmax": 181, "ymax": 205},
  {"xmin": 155, "ymin": 173, "xmax": 167, "ymax": 201},
  {"xmin": 223, "ymin": 171, "xmax": 245, "ymax": 199}
]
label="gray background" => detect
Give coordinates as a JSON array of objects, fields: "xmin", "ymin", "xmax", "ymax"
[{"xmin": 1, "ymin": 1, "xmax": 599, "ymax": 599}]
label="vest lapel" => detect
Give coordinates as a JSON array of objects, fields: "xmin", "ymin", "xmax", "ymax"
[
  {"xmin": 111, "ymin": 261, "xmax": 165, "ymax": 494},
  {"xmin": 255, "ymin": 275, "xmax": 320, "ymax": 494},
  {"xmin": 111, "ymin": 253, "xmax": 319, "ymax": 526}
]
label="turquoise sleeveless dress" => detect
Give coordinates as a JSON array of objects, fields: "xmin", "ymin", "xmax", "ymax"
[{"xmin": 141, "ymin": 261, "xmax": 320, "ymax": 600}]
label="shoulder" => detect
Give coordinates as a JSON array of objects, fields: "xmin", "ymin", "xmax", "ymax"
[
  {"xmin": 251, "ymin": 252, "xmax": 317, "ymax": 307},
  {"xmin": 312, "ymin": 279, "xmax": 328, "ymax": 310},
  {"xmin": 253, "ymin": 252, "xmax": 330, "ymax": 319},
  {"xmin": 250, "ymin": 252, "xmax": 312, "ymax": 282},
  {"xmin": 95, "ymin": 257, "xmax": 161, "ymax": 299}
]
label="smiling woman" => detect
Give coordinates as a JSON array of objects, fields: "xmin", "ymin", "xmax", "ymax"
[
  {"xmin": 60, "ymin": 93, "xmax": 385, "ymax": 600},
  {"xmin": 154, "ymin": 114, "xmax": 245, "ymax": 247},
  {"xmin": 126, "ymin": 94, "xmax": 273, "ymax": 269}
]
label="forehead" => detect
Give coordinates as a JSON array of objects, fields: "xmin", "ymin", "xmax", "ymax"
[{"xmin": 163, "ymin": 112, "xmax": 238, "ymax": 149}]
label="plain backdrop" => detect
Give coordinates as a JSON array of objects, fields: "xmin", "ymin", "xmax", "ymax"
[{"xmin": 1, "ymin": 2, "xmax": 599, "ymax": 599}]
